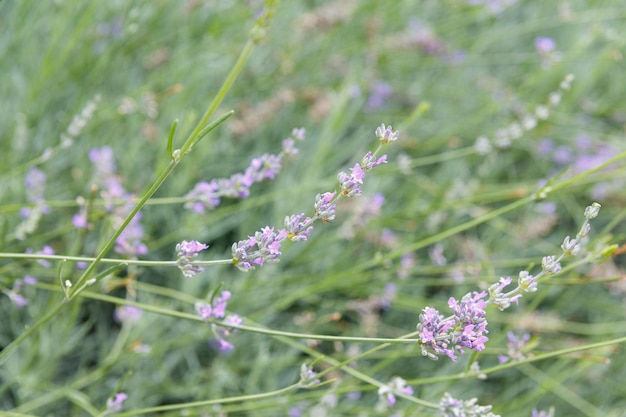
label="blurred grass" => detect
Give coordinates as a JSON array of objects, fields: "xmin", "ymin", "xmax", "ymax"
[{"xmin": 1, "ymin": 1, "xmax": 626, "ymax": 416}]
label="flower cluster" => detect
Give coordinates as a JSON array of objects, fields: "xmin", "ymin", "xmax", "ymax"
[
  {"xmin": 418, "ymin": 202, "xmax": 600, "ymax": 361},
  {"xmin": 417, "ymin": 291, "xmax": 489, "ymax": 361},
  {"xmin": 176, "ymin": 240, "xmax": 209, "ymax": 278},
  {"xmin": 474, "ymin": 74, "xmax": 574, "ymax": 154},
  {"xmin": 195, "ymin": 290, "xmax": 242, "ymax": 352},
  {"xmin": 377, "ymin": 376, "xmax": 414, "ymax": 407},
  {"xmin": 184, "ymin": 128, "xmax": 306, "ymax": 213},
  {"xmin": 230, "ymin": 124, "xmax": 398, "ymax": 272},
  {"xmin": 440, "ymin": 392, "xmax": 500, "ymax": 417}
]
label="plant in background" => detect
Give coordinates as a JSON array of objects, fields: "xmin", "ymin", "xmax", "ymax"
[{"xmin": 1, "ymin": 1, "xmax": 626, "ymax": 417}]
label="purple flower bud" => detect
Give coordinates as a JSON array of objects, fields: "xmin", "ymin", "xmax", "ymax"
[
  {"xmin": 106, "ymin": 392, "xmax": 128, "ymax": 412},
  {"xmin": 184, "ymin": 180, "xmax": 221, "ymax": 213},
  {"xmin": 284, "ymin": 213, "xmax": 314, "ymax": 241},
  {"xmin": 314, "ymin": 191, "xmax": 337, "ymax": 222},
  {"xmin": 375, "ymin": 123, "xmax": 399, "ymax": 144}
]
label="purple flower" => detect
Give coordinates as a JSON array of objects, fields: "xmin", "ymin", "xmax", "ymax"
[
  {"xmin": 541, "ymin": 255, "xmax": 561, "ymax": 274},
  {"xmin": 212, "ymin": 291, "xmax": 231, "ymax": 318},
  {"xmin": 284, "ymin": 213, "xmax": 314, "ymax": 241},
  {"xmin": 246, "ymin": 153, "xmax": 282, "ymax": 181},
  {"xmin": 115, "ymin": 214, "xmax": 148, "ymax": 258},
  {"xmin": 33, "ymin": 245, "xmax": 55, "ymax": 268},
  {"xmin": 255, "ymin": 226, "xmax": 287, "ymax": 265},
  {"xmin": 498, "ymin": 331, "xmax": 531, "ymax": 364},
  {"xmin": 196, "ymin": 290, "xmax": 232, "ymax": 320},
  {"xmin": 184, "ymin": 180, "xmax": 220, "ymax": 213},
  {"xmin": 5, "ymin": 291, "xmax": 29, "ymax": 309},
  {"xmin": 72, "ymin": 213, "xmax": 88, "ymax": 229},
  {"xmin": 23, "ymin": 275, "xmax": 38, "ymax": 285},
  {"xmin": 375, "ymin": 123, "xmax": 399, "ymax": 144},
  {"xmin": 417, "ymin": 306, "xmax": 456, "ymax": 360},
  {"xmin": 106, "ymin": 392, "xmax": 128, "ymax": 412},
  {"xmin": 440, "ymin": 392, "xmax": 499, "ymax": 417},
  {"xmin": 338, "ymin": 163, "xmax": 365, "ymax": 197},
  {"xmin": 89, "ymin": 146, "xmax": 116, "ymax": 178},
  {"xmin": 366, "ymin": 80, "xmax": 393, "ymax": 110},
  {"xmin": 299, "ymin": 362, "xmax": 321, "ymax": 388},
  {"xmin": 360, "ymin": 151, "xmax": 387, "ymax": 172},
  {"xmin": 535, "ymin": 36, "xmax": 556, "ymax": 54},
  {"xmin": 176, "ymin": 240, "xmax": 209, "ymax": 278},
  {"xmin": 378, "ymin": 377, "xmax": 414, "ymax": 406},
  {"xmin": 177, "ymin": 240, "xmax": 209, "ymax": 257},
  {"xmin": 114, "ymin": 305, "xmax": 143, "ymax": 324},
  {"xmin": 219, "ymin": 172, "xmax": 254, "ymax": 199},
  {"xmin": 231, "ymin": 237, "xmax": 257, "ymax": 272},
  {"xmin": 25, "ymin": 168, "xmax": 47, "ymax": 204},
  {"xmin": 314, "ymin": 191, "xmax": 337, "ymax": 222},
  {"xmin": 488, "ymin": 276, "xmax": 521, "ymax": 310},
  {"xmin": 448, "ymin": 291, "xmax": 489, "ymax": 354}
]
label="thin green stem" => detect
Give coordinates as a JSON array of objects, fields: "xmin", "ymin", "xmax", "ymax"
[
  {"xmin": 0, "ymin": 252, "xmax": 232, "ymax": 268},
  {"xmin": 110, "ymin": 384, "xmax": 299, "ymax": 417}
]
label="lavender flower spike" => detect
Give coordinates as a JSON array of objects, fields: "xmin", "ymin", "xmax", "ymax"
[
  {"xmin": 440, "ymin": 392, "xmax": 500, "ymax": 417},
  {"xmin": 375, "ymin": 123, "xmax": 399, "ymax": 144},
  {"xmin": 314, "ymin": 191, "xmax": 337, "ymax": 222},
  {"xmin": 176, "ymin": 240, "xmax": 209, "ymax": 278}
]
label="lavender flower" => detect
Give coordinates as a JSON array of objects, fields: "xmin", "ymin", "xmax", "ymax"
[
  {"xmin": 366, "ymin": 80, "xmax": 393, "ymax": 110},
  {"xmin": 534, "ymin": 36, "xmax": 555, "ymax": 54},
  {"xmin": 375, "ymin": 123, "xmax": 399, "ymax": 144},
  {"xmin": 377, "ymin": 376, "xmax": 414, "ymax": 406},
  {"xmin": 299, "ymin": 362, "xmax": 321, "ymax": 388},
  {"xmin": 213, "ymin": 314, "xmax": 242, "ymax": 352},
  {"xmin": 176, "ymin": 240, "xmax": 209, "ymax": 278},
  {"xmin": 448, "ymin": 291, "xmax": 489, "ymax": 354},
  {"xmin": 285, "ymin": 213, "xmax": 314, "ymax": 241},
  {"xmin": 440, "ymin": 392, "xmax": 500, "ymax": 417},
  {"xmin": 417, "ymin": 306, "xmax": 456, "ymax": 360},
  {"xmin": 24, "ymin": 168, "xmax": 47, "ymax": 204},
  {"xmin": 360, "ymin": 151, "xmax": 387, "ymax": 171},
  {"xmin": 114, "ymin": 305, "xmax": 143, "ymax": 324},
  {"xmin": 338, "ymin": 163, "xmax": 365, "ymax": 197},
  {"xmin": 498, "ymin": 331, "xmax": 531, "ymax": 363},
  {"xmin": 228, "ymin": 123, "xmax": 398, "ymax": 272},
  {"xmin": 183, "ymin": 180, "xmax": 220, "ymax": 213},
  {"xmin": 106, "ymin": 392, "xmax": 128, "ymax": 412},
  {"xmin": 246, "ymin": 153, "xmax": 282, "ymax": 181},
  {"xmin": 419, "ymin": 203, "xmax": 600, "ymax": 361},
  {"xmin": 196, "ymin": 290, "xmax": 231, "ymax": 320},
  {"xmin": 184, "ymin": 128, "xmax": 306, "ymax": 214},
  {"xmin": 541, "ymin": 255, "xmax": 561, "ymax": 274},
  {"xmin": 417, "ymin": 292, "xmax": 489, "ymax": 361},
  {"xmin": 314, "ymin": 191, "xmax": 337, "ymax": 222},
  {"xmin": 231, "ymin": 227, "xmax": 288, "ymax": 271}
]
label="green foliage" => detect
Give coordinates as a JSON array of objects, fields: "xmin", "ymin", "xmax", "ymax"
[{"xmin": 1, "ymin": 1, "xmax": 626, "ymax": 416}]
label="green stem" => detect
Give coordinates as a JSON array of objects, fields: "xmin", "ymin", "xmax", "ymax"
[
  {"xmin": 109, "ymin": 384, "xmax": 299, "ymax": 417},
  {"xmin": 0, "ymin": 252, "xmax": 232, "ymax": 268}
]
